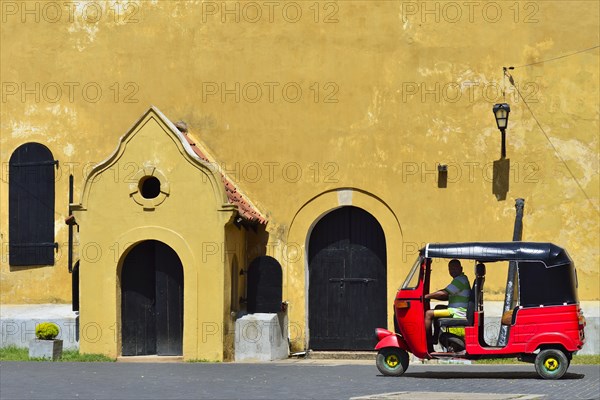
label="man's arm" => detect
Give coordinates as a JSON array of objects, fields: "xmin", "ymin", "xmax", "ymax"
[{"xmin": 425, "ymin": 290, "xmax": 448, "ymax": 300}]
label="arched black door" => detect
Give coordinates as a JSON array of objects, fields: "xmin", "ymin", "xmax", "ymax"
[
  {"xmin": 247, "ymin": 256, "xmax": 282, "ymax": 313},
  {"xmin": 121, "ymin": 240, "xmax": 183, "ymax": 356},
  {"xmin": 309, "ymin": 206, "xmax": 387, "ymax": 350}
]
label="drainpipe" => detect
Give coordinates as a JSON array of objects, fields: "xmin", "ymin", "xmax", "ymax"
[
  {"xmin": 65, "ymin": 174, "xmax": 80, "ymax": 311},
  {"xmin": 66, "ymin": 174, "xmax": 75, "ymax": 273},
  {"xmin": 497, "ymin": 198, "xmax": 524, "ymax": 346}
]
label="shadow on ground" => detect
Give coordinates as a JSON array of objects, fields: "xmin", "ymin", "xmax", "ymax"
[{"xmin": 377, "ymin": 371, "xmax": 586, "ymax": 380}]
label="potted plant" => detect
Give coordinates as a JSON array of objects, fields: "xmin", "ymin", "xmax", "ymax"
[{"xmin": 29, "ymin": 322, "xmax": 63, "ymax": 360}]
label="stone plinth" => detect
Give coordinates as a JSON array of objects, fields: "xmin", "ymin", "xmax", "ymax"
[
  {"xmin": 235, "ymin": 313, "xmax": 288, "ymax": 362},
  {"xmin": 29, "ymin": 339, "xmax": 63, "ymax": 360}
]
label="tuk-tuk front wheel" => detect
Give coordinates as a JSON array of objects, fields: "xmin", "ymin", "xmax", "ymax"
[
  {"xmin": 534, "ymin": 349, "xmax": 569, "ymax": 380},
  {"xmin": 376, "ymin": 347, "xmax": 409, "ymax": 377}
]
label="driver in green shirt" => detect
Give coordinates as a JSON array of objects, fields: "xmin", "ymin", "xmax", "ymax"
[{"xmin": 424, "ymin": 259, "xmax": 471, "ymax": 350}]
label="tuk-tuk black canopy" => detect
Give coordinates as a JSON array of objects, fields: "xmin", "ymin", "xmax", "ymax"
[
  {"xmin": 421, "ymin": 242, "xmax": 578, "ymax": 307},
  {"xmin": 422, "ymin": 242, "xmax": 571, "ymax": 268}
]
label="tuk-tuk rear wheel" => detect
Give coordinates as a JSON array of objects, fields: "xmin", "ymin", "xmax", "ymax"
[
  {"xmin": 376, "ymin": 347, "xmax": 409, "ymax": 377},
  {"xmin": 534, "ymin": 349, "xmax": 569, "ymax": 380}
]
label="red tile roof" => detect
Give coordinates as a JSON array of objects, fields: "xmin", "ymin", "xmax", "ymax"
[{"xmin": 182, "ymin": 134, "xmax": 267, "ymax": 224}]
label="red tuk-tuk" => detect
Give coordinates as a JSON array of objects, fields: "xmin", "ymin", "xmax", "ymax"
[{"xmin": 375, "ymin": 242, "xmax": 586, "ymax": 379}]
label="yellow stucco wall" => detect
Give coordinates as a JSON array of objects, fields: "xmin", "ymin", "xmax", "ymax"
[
  {"xmin": 223, "ymin": 223, "xmax": 246, "ymax": 361},
  {"xmin": 1, "ymin": 0, "xmax": 598, "ymax": 338}
]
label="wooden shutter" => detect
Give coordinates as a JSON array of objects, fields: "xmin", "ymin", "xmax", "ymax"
[{"xmin": 9, "ymin": 143, "xmax": 57, "ymax": 266}]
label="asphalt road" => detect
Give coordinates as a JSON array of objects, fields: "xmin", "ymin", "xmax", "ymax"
[{"xmin": 0, "ymin": 361, "xmax": 598, "ymax": 400}]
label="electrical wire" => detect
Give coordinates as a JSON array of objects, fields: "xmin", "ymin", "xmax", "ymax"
[
  {"xmin": 504, "ymin": 70, "xmax": 599, "ymax": 216},
  {"xmin": 512, "ymin": 45, "xmax": 600, "ymax": 69}
]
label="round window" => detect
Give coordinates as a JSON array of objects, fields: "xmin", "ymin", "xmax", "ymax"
[{"xmin": 139, "ymin": 176, "xmax": 161, "ymax": 199}]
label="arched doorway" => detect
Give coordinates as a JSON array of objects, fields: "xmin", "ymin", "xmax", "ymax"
[
  {"xmin": 121, "ymin": 240, "xmax": 183, "ymax": 356},
  {"xmin": 247, "ymin": 256, "xmax": 283, "ymax": 313},
  {"xmin": 308, "ymin": 206, "xmax": 387, "ymax": 350}
]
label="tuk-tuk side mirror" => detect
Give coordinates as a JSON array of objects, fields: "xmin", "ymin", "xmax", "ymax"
[{"xmin": 475, "ymin": 263, "xmax": 486, "ymax": 277}]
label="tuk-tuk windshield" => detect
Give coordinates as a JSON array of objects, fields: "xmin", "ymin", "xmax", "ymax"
[{"xmin": 401, "ymin": 256, "xmax": 423, "ymax": 289}]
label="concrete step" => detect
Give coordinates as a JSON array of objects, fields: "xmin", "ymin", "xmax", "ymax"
[
  {"xmin": 116, "ymin": 355, "xmax": 184, "ymax": 363},
  {"xmin": 307, "ymin": 351, "xmax": 376, "ymax": 360}
]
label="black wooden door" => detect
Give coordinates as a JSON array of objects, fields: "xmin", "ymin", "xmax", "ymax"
[
  {"xmin": 247, "ymin": 256, "xmax": 283, "ymax": 313},
  {"xmin": 309, "ymin": 206, "xmax": 386, "ymax": 350},
  {"xmin": 155, "ymin": 243, "xmax": 184, "ymax": 355},
  {"xmin": 122, "ymin": 241, "xmax": 183, "ymax": 356}
]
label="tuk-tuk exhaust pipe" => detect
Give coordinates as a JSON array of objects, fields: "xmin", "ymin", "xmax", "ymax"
[{"xmin": 497, "ymin": 198, "xmax": 525, "ymax": 346}]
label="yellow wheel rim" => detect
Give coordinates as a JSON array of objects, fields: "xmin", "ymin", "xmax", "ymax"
[
  {"xmin": 386, "ymin": 354, "xmax": 399, "ymax": 368},
  {"xmin": 544, "ymin": 357, "xmax": 559, "ymax": 371}
]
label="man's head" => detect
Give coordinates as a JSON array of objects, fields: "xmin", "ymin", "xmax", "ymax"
[{"xmin": 448, "ymin": 259, "xmax": 463, "ymax": 277}]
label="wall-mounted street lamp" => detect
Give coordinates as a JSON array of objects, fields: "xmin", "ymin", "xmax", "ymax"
[{"xmin": 492, "ymin": 103, "xmax": 511, "ymax": 159}]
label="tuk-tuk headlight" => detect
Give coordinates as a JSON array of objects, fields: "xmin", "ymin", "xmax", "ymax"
[{"xmin": 394, "ymin": 300, "xmax": 410, "ymax": 309}]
